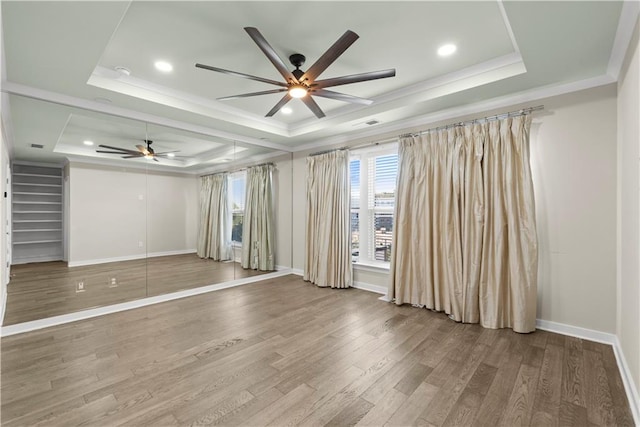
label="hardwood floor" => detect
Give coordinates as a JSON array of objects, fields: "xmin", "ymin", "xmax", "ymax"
[
  {"xmin": 0, "ymin": 275, "xmax": 634, "ymax": 426},
  {"xmin": 4, "ymin": 254, "xmax": 271, "ymax": 325}
]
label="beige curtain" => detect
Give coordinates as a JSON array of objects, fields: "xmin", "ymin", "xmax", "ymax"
[
  {"xmin": 241, "ymin": 164, "xmax": 275, "ymax": 271},
  {"xmin": 389, "ymin": 115, "xmax": 537, "ymax": 333},
  {"xmin": 197, "ymin": 173, "xmax": 231, "ymax": 261},
  {"xmin": 304, "ymin": 150, "xmax": 352, "ymax": 288}
]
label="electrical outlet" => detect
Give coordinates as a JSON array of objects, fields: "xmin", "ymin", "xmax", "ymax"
[
  {"xmin": 76, "ymin": 280, "xmax": 86, "ymax": 293},
  {"xmin": 108, "ymin": 277, "xmax": 118, "ymax": 288}
]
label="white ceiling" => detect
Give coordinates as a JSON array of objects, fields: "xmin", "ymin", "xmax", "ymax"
[{"xmin": 0, "ymin": 1, "xmax": 635, "ymax": 172}]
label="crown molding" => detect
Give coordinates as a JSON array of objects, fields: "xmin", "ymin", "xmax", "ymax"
[
  {"xmin": 607, "ymin": 0, "xmax": 640, "ymax": 79},
  {"xmin": 0, "ymin": 81, "xmax": 294, "ymax": 153},
  {"xmin": 292, "ymin": 73, "xmax": 616, "ymax": 153}
]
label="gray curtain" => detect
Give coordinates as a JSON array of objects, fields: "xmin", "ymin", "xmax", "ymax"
[
  {"xmin": 389, "ymin": 115, "xmax": 537, "ymax": 333},
  {"xmin": 241, "ymin": 164, "xmax": 275, "ymax": 271},
  {"xmin": 304, "ymin": 150, "xmax": 352, "ymax": 288},
  {"xmin": 197, "ymin": 173, "xmax": 231, "ymax": 261}
]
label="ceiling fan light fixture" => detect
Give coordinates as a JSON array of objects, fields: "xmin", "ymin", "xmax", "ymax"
[{"xmin": 288, "ymin": 84, "xmax": 308, "ymax": 98}]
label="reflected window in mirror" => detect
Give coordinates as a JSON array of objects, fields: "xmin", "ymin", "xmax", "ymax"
[{"xmin": 230, "ymin": 170, "xmax": 246, "ymax": 244}]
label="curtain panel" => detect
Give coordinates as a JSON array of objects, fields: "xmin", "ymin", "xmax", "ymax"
[
  {"xmin": 241, "ymin": 164, "xmax": 275, "ymax": 271},
  {"xmin": 196, "ymin": 173, "xmax": 232, "ymax": 261},
  {"xmin": 389, "ymin": 115, "xmax": 537, "ymax": 333},
  {"xmin": 304, "ymin": 150, "xmax": 353, "ymax": 288}
]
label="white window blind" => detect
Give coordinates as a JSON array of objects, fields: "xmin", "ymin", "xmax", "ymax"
[
  {"xmin": 350, "ymin": 144, "xmax": 398, "ymax": 266},
  {"xmin": 230, "ymin": 171, "xmax": 246, "ymax": 243}
]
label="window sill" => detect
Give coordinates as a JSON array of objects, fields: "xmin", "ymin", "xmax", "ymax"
[{"xmin": 353, "ymin": 262, "xmax": 390, "ymax": 274}]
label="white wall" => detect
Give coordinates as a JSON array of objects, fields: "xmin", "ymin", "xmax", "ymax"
[
  {"xmin": 0, "ymin": 121, "xmax": 10, "ymax": 324},
  {"xmin": 292, "ymin": 84, "xmax": 619, "ymax": 334},
  {"xmin": 68, "ymin": 163, "xmax": 198, "ymax": 265},
  {"xmin": 618, "ymin": 15, "xmax": 640, "ymax": 399},
  {"xmin": 273, "ymin": 153, "xmax": 293, "ymax": 269}
]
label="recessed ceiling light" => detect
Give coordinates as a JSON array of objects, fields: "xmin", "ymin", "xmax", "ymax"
[
  {"xmin": 281, "ymin": 107, "xmax": 293, "ymax": 115},
  {"xmin": 437, "ymin": 43, "xmax": 457, "ymax": 57},
  {"xmin": 167, "ymin": 153, "xmax": 175, "ymax": 158},
  {"xmin": 114, "ymin": 66, "xmax": 131, "ymax": 76},
  {"xmin": 83, "ymin": 140, "xmax": 94, "ymax": 146},
  {"xmin": 154, "ymin": 60, "xmax": 173, "ymax": 72}
]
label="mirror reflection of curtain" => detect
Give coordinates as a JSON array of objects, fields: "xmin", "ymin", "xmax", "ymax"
[
  {"xmin": 304, "ymin": 150, "xmax": 352, "ymax": 288},
  {"xmin": 389, "ymin": 115, "xmax": 537, "ymax": 333},
  {"xmin": 197, "ymin": 173, "xmax": 231, "ymax": 260},
  {"xmin": 241, "ymin": 164, "xmax": 275, "ymax": 271}
]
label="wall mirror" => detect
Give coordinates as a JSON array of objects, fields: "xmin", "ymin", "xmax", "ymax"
[{"xmin": 3, "ymin": 94, "xmax": 292, "ymax": 326}]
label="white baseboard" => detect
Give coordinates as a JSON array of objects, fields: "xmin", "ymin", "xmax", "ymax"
[
  {"xmin": 353, "ymin": 280, "xmax": 387, "ymax": 295},
  {"xmin": 535, "ymin": 318, "xmax": 616, "ymax": 345},
  {"xmin": 536, "ymin": 318, "xmax": 639, "ymax": 425},
  {"xmin": 292, "ymin": 268, "xmax": 303, "ymax": 276},
  {"xmin": 0, "ymin": 269, "xmax": 293, "ymax": 337},
  {"xmin": 68, "ymin": 249, "xmax": 197, "ymax": 267}
]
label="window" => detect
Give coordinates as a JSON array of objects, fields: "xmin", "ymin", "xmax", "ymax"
[
  {"xmin": 230, "ymin": 171, "xmax": 246, "ymax": 243},
  {"xmin": 350, "ymin": 144, "xmax": 398, "ymax": 266}
]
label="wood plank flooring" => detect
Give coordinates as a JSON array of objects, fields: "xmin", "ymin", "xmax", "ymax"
[
  {"xmin": 0, "ymin": 275, "xmax": 634, "ymax": 426},
  {"xmin": 4, "ymin": 254, "xmax": 270, "ymax": 325}
]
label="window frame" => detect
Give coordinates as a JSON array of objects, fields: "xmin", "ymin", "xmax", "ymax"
[
  {"xmin": 350, "ymin": 143, "xmax": 398, "ymax": 269},
  {"xmin": 229, "ymin": 170, "xmax": 246, "ymax": 246}
]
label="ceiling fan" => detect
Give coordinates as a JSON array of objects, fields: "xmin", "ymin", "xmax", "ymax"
[
  {"xmin": 96, "ymin": 140, "xmax": 179, "ymax": 162},
  {"xmin": 195, "ymin": 27, "xmax": 396, "ymax": 118}
]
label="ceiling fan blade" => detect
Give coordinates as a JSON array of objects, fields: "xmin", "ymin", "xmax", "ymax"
[
  {"xmin": 195, "ymin": 63, "xmax": 287, "ymax": 87},
  {"xmin": 97, "ymin": 150, "xmax": 131, "ymax": 154},
  {"xmin": 312, "ymin": 89, "xmax": 374, "ymax": 105},
  {"xmin": 135, "ymin": 144, "xmax": 148, "ymax": 154},
  {"xmin": 313, "ymin": 69, "xmax": 396, "ymax": 89},
  {"xmin": 97, "ymin": 145, "xmax": 140, "ymax": 155},
  {"xmin": 244, "ymin": 27, "xmax": 297, "ymax": 83},
  {"xmin": 122, "ymin": 154, "xmax": 144, "ymax": 159},
  {"xmin": 152, "ymin": 157, "xmax": 160, "ymax": 163},
  {"xmin": 301, "ymin": 96, "xmax": 326, "ymax": 119},
  {"xmin": 218, "ymin": 88, "xmax": 288, "ymax": 101},
  {"xmin": 154, "ymin": 150, "xmax": 180, "ymax": 155},
  {"xmin": 300, "ymin": 30, "xmax": 359, "ymax": 84},
  {"xmin": 265, "ymin": 94, "xmax": 292, "ymax": 117}
]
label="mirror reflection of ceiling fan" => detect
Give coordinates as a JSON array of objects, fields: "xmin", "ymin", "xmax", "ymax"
[
  {"xmin": 196, "ymin": 27, "xmax": 396, "ymax": 118},
  {"xmin": 96, "ymin": 140, "xmax": 179, "ymax": 162}
]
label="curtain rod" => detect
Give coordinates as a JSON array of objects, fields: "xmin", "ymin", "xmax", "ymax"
[
  {"xmin": 401, "ymin": 105, "xmax": 544, "ymax": 137},
  {"xmin": 309, "ymin": 105, "xmax": 544, "ymax": 157},
  {"xmin": 200, "ymin": 162, "xmax": 275, "ymax": 177}
]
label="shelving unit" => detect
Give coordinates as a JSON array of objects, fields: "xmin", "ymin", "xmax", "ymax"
[{"xmin": 11, "ymin": 163, "xmax": 64, "ymax": 264}]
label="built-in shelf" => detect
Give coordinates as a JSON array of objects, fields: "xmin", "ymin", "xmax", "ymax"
[
  {"xmin": 13, "ymin": 173, "xmax": 62, "ymax": 178},
  {"xmin": 13, "ymin": 192, "xmax": 62, "ymax": 196},
  {"xmin": 13, "ymin": 211, "xmax": 62, "ymax": 214},
  {"xmin": 13, "ymin": 220, "xmax": 62, "ymax": 223},
  {"xmin": 11, "ymin": 162, "xmax": 64, "ymax": 264},
  {"xmin": 13, "ymin": 201, "xmax": 62, "ymax": 205},
  {"xmin": 13, "ymin": 240, "xmax": 62, "ymax": 245},
  {"xmin": 13, "ymin": 183, "xmax": 62, "ymax": 188}
]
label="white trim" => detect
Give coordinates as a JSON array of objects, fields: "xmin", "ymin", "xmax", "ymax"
[
  {"xmin": 0, "ymin": 81, "xmax": 293, "ymax": 153},
  {"xmin": 535, "ymin": 318, "xmax": 616, "ymax": 345},
  {"xmin": 291, "ymin": 268, "xmax": 303, "ymax": 276},
  {"xmin": 292, "ymin": 74, "xmax": 616, "ymax": 154},
  {"xmin": 607, "ymin": 0, "xmax": 640, "ymax": 80},
  {"xmin": 352, "ymin": 280, "xmax": 387, "ymax": 295},
  {"xmin": 496, "ymin": 0, "xmax": 521, "ymax": 55},
  {"xmin": 613, "ymin": 335, "xmax": 640, "ymax": 425},
  {"xmin": 354, "ymin": 262, "xmax": 391, "ymax": 274},
  {"xmin": 0, "ymin": 268, "xmax": 292, "ymax": 337},
  {"xmin": 536, "ymin": 318, "xmax": 639, "ymax": 425},
  {"xmin": 68, "ymin": 249, "xmax": 196, "ymax": 268}
]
